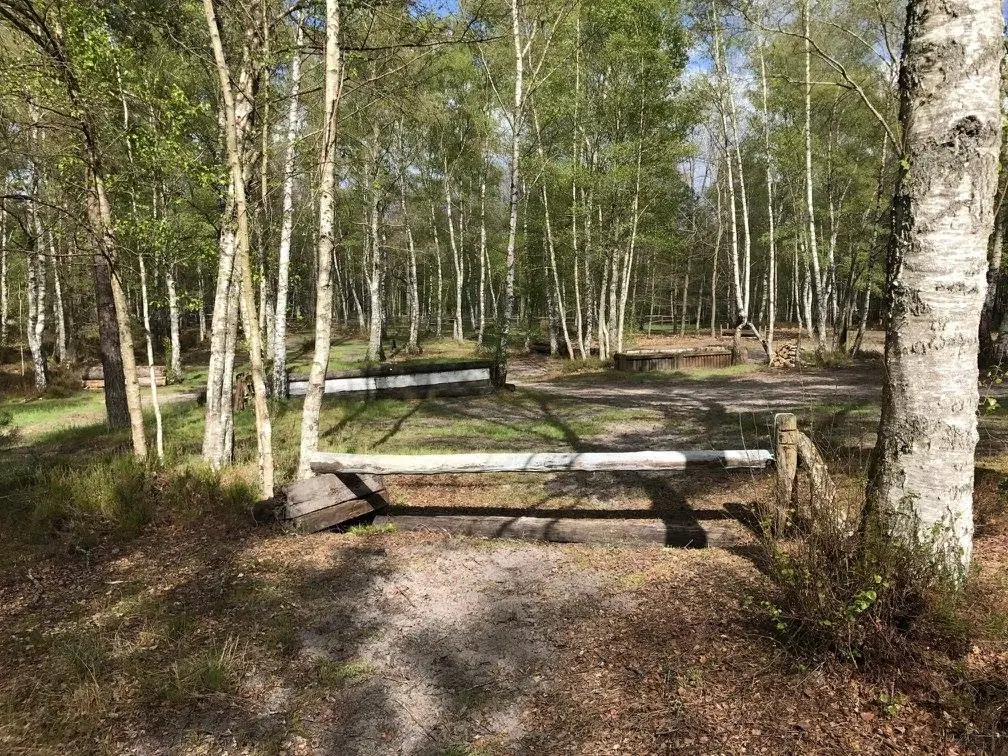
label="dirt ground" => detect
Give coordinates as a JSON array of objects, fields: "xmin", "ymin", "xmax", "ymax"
[
  {"xmin": 2, "ymin": 348, "xmax": 1008, "ymax": 754},
  {"xmin": 4, "ymin": 517, "xmax": 1005, "ymax": 754}
]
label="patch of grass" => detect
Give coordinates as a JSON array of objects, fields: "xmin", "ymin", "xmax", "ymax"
[
  {"xmin": 164, "ymin": 636, "xmax": 242, "ymax": 702},
  {"xmin": 5, "ymin": 455, "xmax": 258, "ymax": 547},
  {"xmin": 0, "ymin": 408, "xmax": 16, "ymax": 447},
  {"xmin": 347, "ymin": 522, "xmax": 396, "ymax": 536},
  {"xmin": 312, "ymin": 658, "xmax": 374, "ymax": 688},
  {"xmin": 813, "ymin": 350, "xmax": 856, "ymax": 369},
  {"xmin": 0, "ymin": 391, "xmax": 105, "ymax": 439},
  {"xmin": 27, "ymin": 456, "xmax": 155, "ymax": 541}
]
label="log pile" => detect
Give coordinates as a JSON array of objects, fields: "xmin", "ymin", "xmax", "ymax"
[
  {"xmin": 770, "ymin": 343, "xmax": 802, "ymax": 368},
  {"xmin": 82, "ymin": 364, "xmax": 166, "ymax": 390},
  {"xmin": 280, "ymin": 472, "xmax": 389, "ymax": 533}
]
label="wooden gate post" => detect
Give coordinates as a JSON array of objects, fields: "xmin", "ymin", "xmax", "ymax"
[{"xmin": 774, "ymin": 412, "xmax": 799, "ymax": 531}]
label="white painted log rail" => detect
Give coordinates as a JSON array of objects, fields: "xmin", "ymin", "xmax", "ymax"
[{"xmin": 309, "ymin": 449, "xmax": 774, "ymax": 476}]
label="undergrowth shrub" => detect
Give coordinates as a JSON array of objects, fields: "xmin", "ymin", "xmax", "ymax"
[
  {"xmin": 750, "ymin": 510, "xmax": 966, "ymax": 664},
  {"xmin": 0, "ymin": 408, "xmax": 16, "ymax": 448},
  {"xmin": 22, "ymin": 458, "xmax": 257, "ymax": 545},
  {"xmin": 40, "ymin": 364, "xmax": 87, "ymax": 398}
]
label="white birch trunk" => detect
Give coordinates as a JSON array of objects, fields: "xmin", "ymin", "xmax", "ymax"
[
  {"xmin": 803, "ymin": 0, "xmax": 827, "ymax": 352},
  {"xmin": 204, "ymin": 0, "xmax": 274, "ymax": 497},
  {"xmin": 869, "ymin": 0, "xmax": 1002, "ymax": 571},
  {"xmin": 297, "ymin": 0, "xmax": 342, "ymax": 480},
  {"xmin": 49, "ymin": 232, "xmax": 67, "ymax": 364},
  {"xmin": 138, "ymin": 251, "xmax": 164, "ymax": 461},
  {"xmin": 366, "ymin": 126, "xmax": 384, "ymax": 362},
  {"xmin": 444, "ymin": 169, "xmax": 465, "ymax": 343},
  {"xmin": 165, "ymin": 265, "xmax": 182, "ymax": 379},
  {"xmin": 760, "ymin": 41, "xmax": 777, "ymax": 358},
  {"xmin": 272, "ymin": 19, "xmax": 303, "ymax": 396},
  {"xmin": 477, "ymin": 169, "xmax": 487, "ymax": 344},
  {"xmin": 430, "ymin": 201, "xmax": 444, "ymax": 337},
  {"xmin": 27, "ymin": 188, "xmax": 46, "ymax": 389}
]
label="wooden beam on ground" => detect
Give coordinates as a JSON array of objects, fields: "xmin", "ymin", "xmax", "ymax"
[
  {"xmin": 310, "ymin": 449, "xmax": 774, "ymax": 476},
  {"xmin": 372, "ymin": 513, "xmax": 746, "ymax": 548},
  {"xmin": 282, "ymin": 472, "xmax": 389, "ymax": 533}
]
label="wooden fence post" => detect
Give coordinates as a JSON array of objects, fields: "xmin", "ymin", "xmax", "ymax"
[{"xmin": 774, "ymin": 412, "xmax": 799, "ymax": 531}]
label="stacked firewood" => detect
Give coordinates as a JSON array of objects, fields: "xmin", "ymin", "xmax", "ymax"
[{"xmin": 770, "ymin": 343, "xmax": 802, "ymax": 368}]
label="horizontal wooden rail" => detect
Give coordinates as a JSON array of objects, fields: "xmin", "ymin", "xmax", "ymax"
[{"xmin": 309, "ymin": 449, "xmax": 774, "ymax": 476}]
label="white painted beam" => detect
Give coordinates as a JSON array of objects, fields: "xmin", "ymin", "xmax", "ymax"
[
  {"xmin": 309, "ymin": 449, "xmax": 773, "ymax": 475},
  {"xmin": 288, "ymin": 367, "xmax": 491, "ymax": 396}
]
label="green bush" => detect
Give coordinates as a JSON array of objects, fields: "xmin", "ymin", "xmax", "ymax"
[
  {"xmin": 0, "ymin": 409, "xmax": 17, "ymax": 448},
  {"xmin": 749, "ymin": 510, "xmax": 966, "ymax": 664},
  {"xmin": 23, "ymin": 458, "xmax": 257, "ymax": 544}
]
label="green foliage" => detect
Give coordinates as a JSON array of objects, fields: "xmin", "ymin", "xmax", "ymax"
[
  {"xmin": 17, "ymin": 458, "xmax": 256, "ymax": 546},
  {"xmin": 163, "ymin": 636, "xmax": 241, "ymax": 703},
  {"xmin": 749, "ymin": 512, "xmax": 967, "ymax": 664},
  {"xmin": 347, "ymin": 522, "xmax": 396, "ymax": 536},
  {"xmin": 0, "ymin": 409, "xmax": 17, "ymax": 448}
]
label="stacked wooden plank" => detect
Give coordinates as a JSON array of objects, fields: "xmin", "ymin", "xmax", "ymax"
[
  {"xmin": 281, "ymin": 472, "xmax": 390, "ymax": 533},
  {"xmin": 82, "ymin": 364, "xmax": 166, "ymax": 390},
  {"xmin": 286, "ymin": 359, "xmax": 498, "ymax": 400}
]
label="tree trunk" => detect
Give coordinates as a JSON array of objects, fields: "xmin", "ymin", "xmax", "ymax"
[
  {"xmin": 50, "ymin": 234, "xmax": 67, "ymax": 364},
  {"xmin": 272, "ymin": 19, "xmax": 303, "ymax": 396},
  {"xmin": 204, "ymin": 0, "xmax": 273, "ymax": 497},
  {"xmin": 760, "ymin": 41, "xmax": 777, "ymax": 359},
  {"xmin": 711, "ymin": 176, "xmax": 722, "ymax": 336},
  {"xmin": 366, "ymin": 124, "xmax": 384, "ymax": 363},
  {"xmin": 500, "ymin": 0, "xmax": 524, "ymax": 373},
  {"xmin": 477, "ymin": 166, "xmax": 487, "ymax": 344},
  {"xmin": 138, "ymin": 251, "xmax": 164, "ymax": 461},
  {"xmin": 444, "ymin": 167, "xmax": 465, "ymax": 343},
  {"xmin": 430, "ymin": 201, "xmax": 444, "ymax": 338},
  {"xmin": 869, "ymin": 0, "xmax": 1002, "ymax": 571},
  {"xmin": 165, "ymin": 264, "xmax": 182, "ymax": 379},
  {"xmin": 398, "ymin": 129, "xmax": 421, "ymax": 354},
  {"xmin": 93, "ymin": 253, "xmax": 130, "ymax": 429},
  {"xmin": 297, "ymin": 0, "xmax": 342, "ymax": 480},
  {"xmin": 26, "ymin": 195, "xmax": 46, "ymax": 390},
  {"xmin": 197, "ymin": 261, "xmax": 207, "ymax": 344},
  {"xmin": 203, "ymin": 181, "xmax": 238, "ymax": 465},
  {"xmin": 0, "ymin": 205, "xmax": 6, "ymax": 344},
  {"xmin": 803, "ymin": 0, "xmax": 827, "ymax": 352}
]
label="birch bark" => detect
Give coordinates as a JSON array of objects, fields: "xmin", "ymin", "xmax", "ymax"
[
  {"xmin": 869, "ymin": 0, "xmax": 1002, "ymax": 570},
  {"xmin": 297, "ymin": 0, "xmax": 342, "ymax": 480}
]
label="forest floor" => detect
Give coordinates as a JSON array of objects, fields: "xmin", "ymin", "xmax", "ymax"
[{"xmin": 2, "ymin": 332, "xmax": 1008, "ymax": 754}]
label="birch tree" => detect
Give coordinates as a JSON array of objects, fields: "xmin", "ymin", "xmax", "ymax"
[
  {"xmin": 271, "ymin": 17, "xmax": 304, "ymax": 396},
  {"xmin": 203, "ymin": 0, "xmax": 274, "ymax": 496},
  {"xmin": 297, "ymin": 0, "xmax": 342, "ymax": 480},
  {"xmin": 868, "ymin": 0, "xmax": 1002, "ymax": 571}
]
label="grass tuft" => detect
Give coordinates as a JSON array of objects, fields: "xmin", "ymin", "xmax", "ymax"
[
  {"xmin": 165, "ymin": 636, "xmax": 242, "ymax": 702},
  {"xmin": 313, "ymin": 658, "xmax": 374, "ymax": 688},
  {"xmin": 347, "ymin": 522, "xmax": 396, "ymax": 536}
]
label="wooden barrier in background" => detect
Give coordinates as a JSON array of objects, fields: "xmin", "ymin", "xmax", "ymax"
[{"xmin": 286, "ymin": 359, "xmax": 498, "ymax": 400}]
